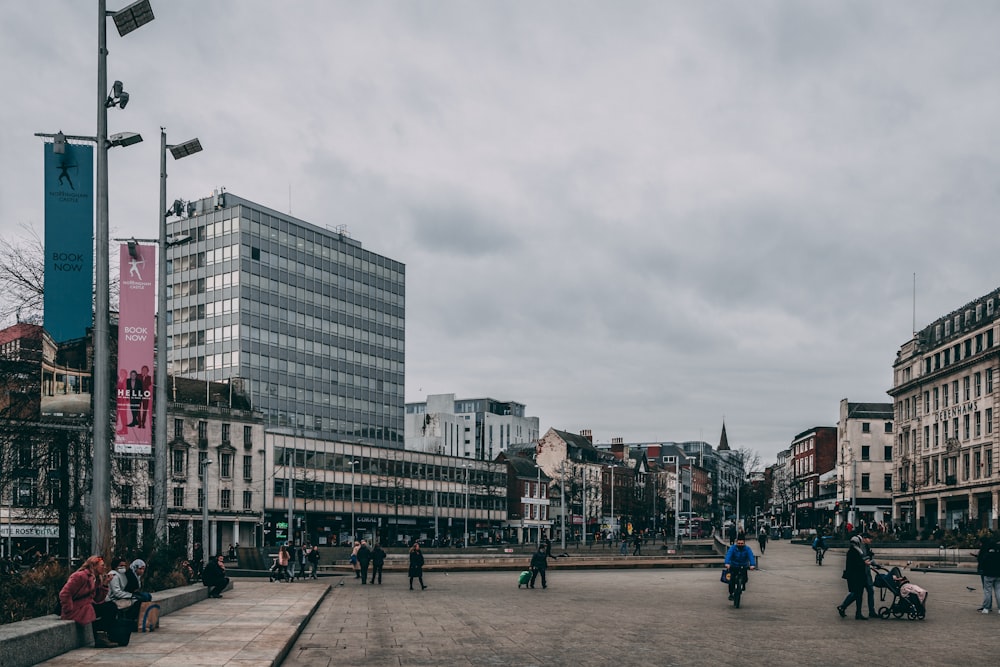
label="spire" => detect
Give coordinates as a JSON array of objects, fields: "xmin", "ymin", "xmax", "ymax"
[{"xmin": 718, "ymin": 421, "xmax": 730, "ymax": 451}]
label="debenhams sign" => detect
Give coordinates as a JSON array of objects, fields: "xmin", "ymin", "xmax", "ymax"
[{"xmin": 935, "ymin": 401, "xmax": 978, "ymax": 422}]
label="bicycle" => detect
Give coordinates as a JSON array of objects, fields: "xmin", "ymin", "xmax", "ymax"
[
  {"xmin": 815, "ymin": 548, "xmax": 826, "ymax": 566},
  {"xmin": 729, "ymin": 566, "xmax": 749, "ymax": 608}
]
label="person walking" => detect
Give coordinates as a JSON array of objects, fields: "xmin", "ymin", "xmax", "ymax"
[
  {"xmin": 838, "ymin": 531, "xmax": 874, "ymax": 620},
  {"xmin": 203, "ymin": 555, "xmax": 230, "ymax": 598},
  {"xmin": 632, "ymin": 533, "xmax": 642, "ymax": 556},
  {"xmin": 350, "ymin": 541, "xmax": 361, "ymax": 579},
  {"xmin": 357, "ymin": 540, "xmax": 372, "ymax": 584},
  {"xmin": 757, "ymin": 526, "xmax": 769, "ymax": 554},
  {"xmin": 59, "ymin": 555, "xmax": 119, "ymax": 648},
  {"xmin": 272, "ymin": 545, "xmax": 291, "ymax": 582},
  {"xmin": 370, "ymin": 543, "xmax": 386, "ymax": 584},
  {"xmin": 977, "ymin": 537, "xmax": 1000, "ymax": 613},
  {"xmin": 529, "ymin": 545, "xmax": 548, "ymax": 589},
  {"xmin": 307, "ymin": 545, "xmax": 320, "ymax": 579},
  {"xmin": 408, "ymin": 543, "xmax": 427, "ymax": 590}
]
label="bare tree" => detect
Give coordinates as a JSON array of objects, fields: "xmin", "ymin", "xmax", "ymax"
[
  {"xmin": 0, "ymin": 225, "xmax": 45, "ymax": 326},
  {"xmin": 0, "ymin": 224, "xmax": 122, "ymax": 328}
]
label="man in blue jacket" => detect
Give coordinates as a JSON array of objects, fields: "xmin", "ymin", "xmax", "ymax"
[{"xmin": 724, "ymin": 533, "xmax": 757, "ymax": 600}]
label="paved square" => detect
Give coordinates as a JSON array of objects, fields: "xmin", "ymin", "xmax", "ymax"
[{"xmin": 285, "ymin": 541, "xmax": 996, "ymax": 666}]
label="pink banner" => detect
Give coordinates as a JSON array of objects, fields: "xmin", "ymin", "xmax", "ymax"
[{"xmin": 115, "ymin": 243, "xmax": 156, "ymax": 454}]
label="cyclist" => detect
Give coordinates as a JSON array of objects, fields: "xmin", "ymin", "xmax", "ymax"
[
  {"xmin": 813, "ymin": 534, "xmax": 828, "ymax": 564},
  {"xmin": 724, "ymin": 533, "xmax": 757, "ymax": 600}
]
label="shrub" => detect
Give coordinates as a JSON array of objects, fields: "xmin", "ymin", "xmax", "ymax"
[{"xmin": 0, "ymin": 560, "xmax": 68, "ymax": 625}]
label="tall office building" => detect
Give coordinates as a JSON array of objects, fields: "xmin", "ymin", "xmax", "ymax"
[{"xmin": 165, "ymin": 192, "xmax": 405, "ymax": 448}]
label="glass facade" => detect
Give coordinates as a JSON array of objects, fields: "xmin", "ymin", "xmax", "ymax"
[{"xmin": 166, "ymin": 193, "xmax": 405, "ymax": 448}]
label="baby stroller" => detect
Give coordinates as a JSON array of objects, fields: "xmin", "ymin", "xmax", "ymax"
[
  {"xmin": 268, "ymin": 558, "xmax": 293, "ymax": 583},
  {"xmin": 873, "ymin": 565, "xmax": 926, "ymax": 620}
]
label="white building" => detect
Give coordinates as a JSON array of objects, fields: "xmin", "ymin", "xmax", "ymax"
[
  {"xmin": 836, "ymin": 399, "xmax": 894, "ymax": 528},
  {"xmin": 404, "ymin": 393, "xmax": 539, "ymax": 460}
]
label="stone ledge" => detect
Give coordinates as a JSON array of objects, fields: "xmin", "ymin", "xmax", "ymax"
[{"xmin": 0, "ymin": 582, "xmax": 221, "ymax": 667}]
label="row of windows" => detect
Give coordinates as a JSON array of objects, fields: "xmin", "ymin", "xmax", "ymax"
[
  {"xmin": 272, "ymin": 479, "xmax": 505, "ymax": 512},
  {"xmin": 242, "ymin": 215, "xmax": 403, "ymax": 284},
  {"xmin": 273, "ymin": 447, "xmax": 504, "ymax": 486},
  {"xmin": 919, "ymin": 408, "xmax": 994, "ymax": 448},
  {"xmin": 245, "ymin": 313, "xmax": 404, "ymax": 353},
  {"xmin": 244, "ymin": 280, "xmax": 403, "ymax": 330},
  {"xmin": 934, "ymin": 300, "xmax": 996, "ymax": 342},
  {"xmin": 925, "ymin": 331, "xmax": 995, "ymax": 373},
  {"xmin": 247, "ymin": 250, "xmax": 404, "ymax": 307},
  {"xmin": 897, "ymin": 370, "xmax": 994, "ymax": 422},
  {"xmin": 171, "ymin": 486, "xmax": 253, "ymax": 511},
  {"xmin": 262, "ymin": 411, "xmax": 403, "ymax": 440},
  {"xmin": 902, "ymin": 449, "xmax": 997, "ymax": 486}
]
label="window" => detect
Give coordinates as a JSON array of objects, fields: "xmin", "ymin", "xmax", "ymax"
[
  {"xmin": 220, "ymin": 489, "xmax": 231, "ymax": 509},
  {"xmin": 120, "ymin": 457, "xmax": 132, "ymax": 473},
  {"xmin": 989, "ymin": 369, "xmax": 995, "ymax": 394},
  {"xmin": 976, "ymin": 412, "xmax": 982, "ymax": 438},
  {"xmin": 934, "ymin": 387, "xmax": 940, "ymax": 411},
  {"xmin": 862, "ymin": 422, "xmax": 871, "ymax": 434},
  {"xmin": 121, "ymin": 485, "xmax": 133, "ymax": 507},
  {"xmin": 964, "ymin": 376, "xmax": 971, "ymax": 401},
  {"xmin": 198, "ymin": 420, "xmax": 208, "ymax": 442},
  {"xmin": 15, "ymin": 478, "xmax": 36, "ymax": 507},
  {"xmin": 174, "ymin": 418, "xmax": 184, "ymax": 439},
  {"xmin": 953, "ymin": 381, "xmax": 959, "ymax": 404},
  {"xmin": 924, "ymin": 391, "xmax": 930, "ymax": 414},
  {"xmin": 975, "ymin": 451, "xmax": 982, "ymax": 479},
  {"xmin": 861, "ymin": 473, "xmax": 870, "ymax": 491},
  {"xmin": 861, "ymin": 446, "xmax": 870, "ymax": 461},
  {"xmin": 222, "ymin": 423, "xmax": 231, "ymax": 443},
  {"xmin": 975, "ymin": 372, "xmax": 982, "ymax": 397},
  {"xmin": 172, "ymin": 487, "xmax": 184, "ymax": 508},
  {"xmin": 964, "ymin": 453, "xmax": 970, "ymax": 480},
  {"xmin": 243, "ymin": 455, "xmax": 253, "ymax": 481},
  {"xmin": 884, "ymin": 446, "xmax": 893, "ymax": 461},
  {"xmin": 147, "ymin": 485, "xmax": 154, "ymax": 506},
  {"xmin": 964, "ymin": 414, "xmax": 971, "ymax": 440},
  {"xmin": 198, "ymin": 451, "xmax": 208, "ymax": 476},
  {"xmin": 172, "ymin": 449, "xmax": 185, "ymax": 475},
  {"xmin": 885, "ymin": 422, "xmax": 893, "ymax": 433},
  {"xmin": 883, "ymin": 474, "xmax": 892, "ymax": 492},
  {"xmin": 242, "ymin": 490, "xmax": 252, "ymax": 510},
  {"xmin": 988, "ymin": 408, "xmax": 994, "ymax": 435},
  {"xmin": 197, "ymin": 488, "xmax": 204, "ymax": 509},
  {"xmin": 220, "ymin": 453, "xmax": 232, "ymax": 478},
  {"xmin": 244, "ymin": 425, "xmax": 253, "ymax": 447},
  {"xmin": 987, "ymin": 450, "xmax": 994, "ymax": 477}
]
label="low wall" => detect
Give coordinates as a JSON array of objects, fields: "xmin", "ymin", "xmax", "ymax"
[{"xmin": 0, "ymin": 582, "xmax": 219, "ymax": 667}]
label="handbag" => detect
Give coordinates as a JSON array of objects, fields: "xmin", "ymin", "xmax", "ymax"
[
  {"xmin": 349, "ymin": 554, "xmax": 357, "ymax": 564},
  {"xmin": 720, "ymin": 569, "xmax": 731, "ymax": 584}
]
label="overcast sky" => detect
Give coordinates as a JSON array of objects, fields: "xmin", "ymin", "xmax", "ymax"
[{"xmin": 3, "ymin": 1, "xmax": 1000, "ymax": 464}]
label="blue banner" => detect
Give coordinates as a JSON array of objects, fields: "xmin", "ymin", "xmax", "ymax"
[{"xmin": 44, "ymin": 142, "xmax": 94, "ymax": 343}]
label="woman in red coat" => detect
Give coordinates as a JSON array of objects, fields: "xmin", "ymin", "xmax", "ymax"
[{"xmin": 59, "ymin": 555, "xmax": 119, "ymax": 647}]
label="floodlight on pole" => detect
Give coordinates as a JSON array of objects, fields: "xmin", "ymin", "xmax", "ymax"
[
  {"xmin": 109, "ymin": 131, "xmax": 143, "ymax": 148},
  {"xmin": 168, "ymin": 138, "xmax": 203, "ymax": 160},
  {"xmin": 93, "ymin": 0, "xmax": 155, "ymax": 562},
  {"xmin": 153, "ymin": 127, "xmax": 200, "ymax": 545},
  {"xmin": 112, "ymin": 0, "xmax": 155, "ymax": 36}
]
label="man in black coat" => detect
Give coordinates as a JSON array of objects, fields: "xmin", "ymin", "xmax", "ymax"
[
  {"xmin": 529, "ymin": 545, "xmax": 548, "ymax": 589},
  {"xmin": 357, "ymin": 540, "xmax": 372, "ymax": 585},
  {"xmin": 203, "ymin": 555, "xmax": 230, "ymax": 598}
]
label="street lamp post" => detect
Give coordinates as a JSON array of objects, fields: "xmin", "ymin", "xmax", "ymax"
[
  {"xmin": 200, "ymin": 458, "xmax": 212, "ymax": 560},
  {"xmin": 463, "ymin": 465, "xmax": 470, "ymax": 548},
  {"xmin": 93, "ymin": 0, "xmax": 155, "ymax": 560},
  {"xmin": 610, "ymin": 465, "xmax": 615, "ymax": 539},
  {"xmin": 560, "ymin": 459, "xmax": 567, "ymax": 550},
  {"xmin": 674, "ymin": 458, "xmax": 681, "ymax": 547},
  {"xmin": 536, "ymin": 464, "xmax": 542, "ymax": 548},
  {"xmin": 348, "ymin": 460, "xmax": 358, "ymax": 541},
  {"xmin": 153, "ymin": 129, "xmax": 201, "ymax": 544}
]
